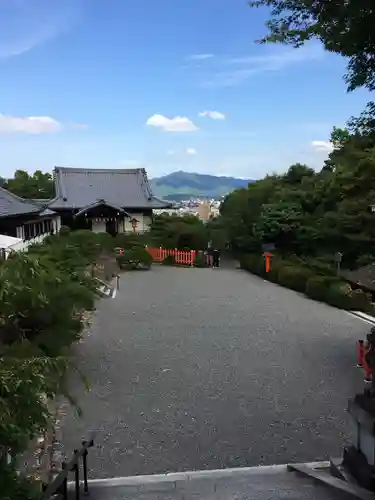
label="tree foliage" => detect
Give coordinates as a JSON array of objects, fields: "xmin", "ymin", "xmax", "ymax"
[
  {"xmin": 0, "ymin": 230, "xmax": 108, "ymax": 496},
  {"xmin": 249, "ymin": 0, "xmax": 375, "ymax": 91},
  {"xmin": 150, "ymin": 214, "xmax": 209, "ymax": 250},
  {"xmin": 219, "ymin": 107, "xmax": 375, "ymax": 270},
  {"xmin": 0, "ymin": 170, "xmax": 55, "ymax": 199}
]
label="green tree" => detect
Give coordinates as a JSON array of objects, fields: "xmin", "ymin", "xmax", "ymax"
[
  {"xmin": 284, "ymin": 163, "xmax": 315, "ymax": 184},
  {"xmin": 249, "ymin": 0, "xmax": 375, "ymax": 91},
  {"xmin": 218, "ymin": 104, "xmax": 375, "ymax": 268},
  {"xmin": 150, "ymin": 214, "xmax": 209, "ymax": 250},
  {"xmin": 4, "ymin": 170, "xmax": 54, "ymax": 199}
]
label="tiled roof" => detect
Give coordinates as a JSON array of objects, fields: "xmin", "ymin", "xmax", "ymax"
[
  {"xmin": 0, "ymin": 186, "xmax": 44, "ymax": 218},
  {"xmin": 49, "ymin": 167, "xmax": 171, "ymax": 210},
  {"xmin": 75, "ymin": 199, "xmax": 130, "ymax": 217},
  {"xmin": 31, "ymin": 198, "xmax": 53, "ymax": 207}
]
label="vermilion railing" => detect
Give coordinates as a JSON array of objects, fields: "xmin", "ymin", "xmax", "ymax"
[{"xmin": 146, "ymin": 247, "xmax": 196, "ymax": 265}]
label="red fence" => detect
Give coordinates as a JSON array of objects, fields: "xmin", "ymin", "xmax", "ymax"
[{"xmin": 147, "ymin": 247, "xmax": 196, "ymax": 266}]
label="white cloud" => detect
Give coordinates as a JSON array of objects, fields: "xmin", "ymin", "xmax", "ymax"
[
  {"xmin": 0, "ymin": 114, "xmax": 62, "ymax": 134},
  {"xmin": 185, "ymin": 148, "xmax": 197, "ymax": 155},
  {"xmin": 199, "ymin": 110, "xmax": 226, "ymax": 120},
  {"xmin": 188, "ymin": 54, "xmax": 214, "ymax": 61},
  {"xmin": 146, "ymin": 114, "xmax": 198, "ymax": 132},
  {"xmin": 311, "ymin": 140, "xmax": 333, "ymax": 152},
  {"xmin": 203, "ymin": 44, "xmax": 324, "ymax": 87}
]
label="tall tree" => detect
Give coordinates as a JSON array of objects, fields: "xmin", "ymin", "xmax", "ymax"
[
  {"xmin": 218, "ymin": 104, "xmax": 375, "ymax": 268},
  {"xmin": 249, "ymin": 0, "xmax": 375, "ymax": 91},
  {"xmin": 4, "ymin": 170, "xmax": 55, "ymax": 199}
]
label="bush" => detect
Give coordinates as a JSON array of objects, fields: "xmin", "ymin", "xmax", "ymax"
[
  {"xmin": 240, "ymin": 252, "xmax": 371, "ymax": 312},
  {"xmin": 0, "ymin": 230, "xmax": 112, "ymax": 497},
  {"xmin": 305, "ymin": 275, "xmax": 343, "ymax": 301},
  {"xmin": 277, "ymin": 265, "xmax": 314, "ymax": 293},
  {"xmin": 239, "ymin": 254, "xmax": 266, "ymax": 277},
  {"xmin": 325, "ymin": 282, "xmax": 353, "ymax": 309},
  {"xmin": 194, "ymin": 252, "xmax": 207, "ymax": 268},
  {"xmin": 162, "ymin": 254, "xmax": 177, "ymax": 266},
  {"xmin": 1, "ymin": 463, "xmax": 43, "ymax": 500},
  {"xmin": 305, "ymin": 276, "xmax": 329, "ymax": 301},
  {"xmin": 267, "ymin": 259, "xmax": 283, "ymax": 283},
  {"xmin": 0, "ymin": 253, "xmax": 95, "ymax": 354},
  {"xmin": 115, "ymin": 233, "xmax": 148, "ymax": 250},
  {"xmin": 116, "ymin": 246, "xmax": 153, "ymax": 270},
  {"xmin": 59, "ymin": 225, "xmax": 71, "ymax": 237},
  {"xmin": 351, "ymin": 288, "xmax": 372, "ymax": 312}
]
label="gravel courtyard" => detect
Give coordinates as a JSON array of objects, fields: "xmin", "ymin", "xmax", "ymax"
[{"xmin": 61, "ymin": 265, "xmax": 367, "ymax": 479}]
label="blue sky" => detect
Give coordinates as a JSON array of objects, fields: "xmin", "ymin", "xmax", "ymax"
[{"xmin": 0, "ymin": 0, "xmax": 371, "ymax": 179}]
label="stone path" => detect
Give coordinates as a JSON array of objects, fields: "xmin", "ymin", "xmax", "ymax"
[{"xmin": 61, "ymin": 266, "xmax": 367, "ymax": 479}]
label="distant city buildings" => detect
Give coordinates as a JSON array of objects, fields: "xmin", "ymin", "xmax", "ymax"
[{"xmin": 154, "ymin": 197, "xmax": 222, "ymax": 221}]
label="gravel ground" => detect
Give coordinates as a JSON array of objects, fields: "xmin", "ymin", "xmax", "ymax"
[{"xmin": 60, "ymin": 265, "xmax": 367, "ymax": 479}]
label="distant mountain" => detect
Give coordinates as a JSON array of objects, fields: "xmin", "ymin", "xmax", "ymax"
[{"xmin": 150, "ymin": 171, "xmax": 253, "ymax": 201}]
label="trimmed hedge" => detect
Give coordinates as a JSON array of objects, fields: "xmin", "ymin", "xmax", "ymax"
[
  {"xmin": 277, "ymin": 265, "xmax": 313, "ymax": 293},
  {"xmin": 116, "ymin": 246, "xmax": 153, "ymax": 270},
  {"xmin": 240, "ymin": 253, "xmax": 372, "ymax": 312}
]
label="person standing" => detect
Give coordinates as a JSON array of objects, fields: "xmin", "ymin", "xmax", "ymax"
[
  {"xmin": 212, "ymin": 247, "xmax": 220, "ymax": 268},
  {"xmin": 206, "ymin": 242, "xmax": 213, "ymax": 267}
]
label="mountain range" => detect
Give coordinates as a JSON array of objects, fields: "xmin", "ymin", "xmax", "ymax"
[{"xmin": 150, "ymin": 171, "xmax": 253, "ymax": 201}]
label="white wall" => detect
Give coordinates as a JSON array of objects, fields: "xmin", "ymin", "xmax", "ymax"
[
  {"xmin": 124, "ymin": 213, "xmax": 151, "ymax": 233},
  {"xmin": 3, "ymin": 233, "xmax": 49, "ymax": 257},
  {"xmin": 1, "ymin": 215, "xmax": 61, "ymax": 259},
  {"xmin": 92, "ymin": 219, "xmax": 107, "ymax": 233}
]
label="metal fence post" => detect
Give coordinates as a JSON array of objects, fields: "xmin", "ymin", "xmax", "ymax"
[
  {"xmin": 74, "ymin": 452, "xmax": 80, "ymax": 500},
  {"xmin": 82, "ymin": 441, "xmax": 89, "ymax": 495},
  {"xmin": 61, "ymin": 461, "xmax": 68, "ymax": 500}
]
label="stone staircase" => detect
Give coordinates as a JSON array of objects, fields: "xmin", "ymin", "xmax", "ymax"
[{"xmin": 69, "ymin": 462, "xmax": 366, "ymax": 500}]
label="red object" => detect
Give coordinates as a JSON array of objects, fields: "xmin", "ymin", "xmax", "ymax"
[
  {"xmin": 119, "ymin": 249, "xmax": 124, "ymax": 255},
  {"xmin": 146, "ymin": 247, "xmax": 197, "ymax": 266},
  {"xmin": 363, "ymin": 342, "xmax": 372, "ymax": 382},
  {"xmin": 263, "ymin": 252, "xmax": 273, "ymax": 273},
  {"xmin": 131, "ymin": 218, "xmax": 138, "ymax": 233},
  {"xmin": 357, "ymin": 340, "xmax": 364, "ymax": 367}
]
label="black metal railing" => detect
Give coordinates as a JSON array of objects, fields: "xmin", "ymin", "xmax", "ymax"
[{"xmin": 41, "ymin": 438, "xmax": 94, "ymax": 500}]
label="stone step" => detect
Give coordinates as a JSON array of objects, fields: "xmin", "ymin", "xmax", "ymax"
[{"xmin": 67, "ymin": 462, "xmax": 361, "ymax": 500}]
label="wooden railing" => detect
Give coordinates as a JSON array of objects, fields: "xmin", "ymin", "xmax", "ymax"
[
  {"xmin": 147, "ymin": 247, "xmax": 197, "ymax": 266},
  {"xmin": 41, "ymin": 438, "xmax": 94, "ymax": 500}
]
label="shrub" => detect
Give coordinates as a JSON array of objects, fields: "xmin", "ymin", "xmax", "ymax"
[
  {"xmin": 305, "ymin": 276, "xmax": 329, "ymax": 301},
  {"xmin": 351, "ymin": 288, "xmax": 372, "ymax": 312},
  {"xmin": 59, "ymin": 225, "xmax": 71, "ymax": 237},
  {"xmin": 162, "ymin": 254, "xmax": 177, "ymax": 266},
  {"xmin": 267, "ymin": 259, "xmax": 283, "ymax": 283},
  {"xmin": 325, "ymin": 282, "xmax": 353, "ymax": 309},
  {"xmin": 0, "ymin": 230, "xmax": 109, "ymax": 497},
  {"xmin": 115, "ymin": 233, "xmax": 148, "ymax": 250},
  {"xmin": 305, "ymin": 275, "xmax": 344, "ymax": 301},
  {"xmin": 239, "ymin": 254, "xmax": 266, "ymax": 277},
  {"xmin": 116, "ymin": 246, "xmax": 153, "ymax": 270},
  {"xmin": 194, "ymin": 252, "xmax": 206, "ymax": 268},
  {"xmin": 0, "ymin": 253, "xmax": 95, "ymax": 354},
  {"xmin": 277, "ymin": 265, "xmax": 314, "ymax": 293},
  {"xmin": 1, "ymin": 465, "xmax": 42, "ymax": 500}
]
